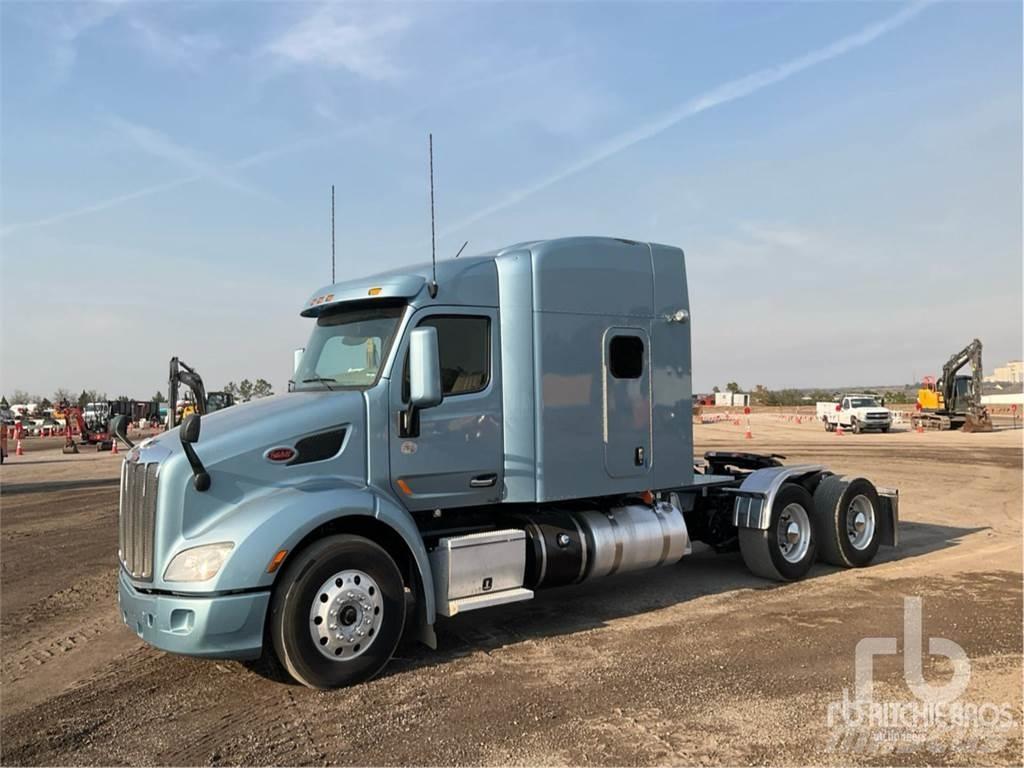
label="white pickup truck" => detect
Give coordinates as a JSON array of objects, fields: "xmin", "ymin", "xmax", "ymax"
[{"xmin": 817, "ymin": 394, "xmax": 893, "ymax": 433}]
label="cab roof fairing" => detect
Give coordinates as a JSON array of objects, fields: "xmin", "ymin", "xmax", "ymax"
[
  {"xmin": 299, "ymin": 255, "xmax": 504, "ymax": 317},
  {"xmin": 297, "ymin": 237, "xmax": 667, "ymax": 318}
]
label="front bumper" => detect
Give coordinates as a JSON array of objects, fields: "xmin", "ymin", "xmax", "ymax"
[{"xmin": 118, "ymin": 568, "xmax": 269, "ymax": 660}]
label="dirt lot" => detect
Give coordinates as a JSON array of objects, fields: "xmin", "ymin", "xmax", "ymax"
[{"xmin": 1, "ymin": 418, "xmax": 1021, "ymax": 766}]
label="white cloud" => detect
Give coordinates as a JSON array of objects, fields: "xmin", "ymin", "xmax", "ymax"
[
  {"xmin": 265, "ymin": 5, "xmax": 410, "ymax": 81},
  {"xmin": 128, "ymin": 18, "xmax": 223, "ymax": 71},
  {"xmin": 46, "ymin": 0, "xmax": 127, "ymax": 79}
]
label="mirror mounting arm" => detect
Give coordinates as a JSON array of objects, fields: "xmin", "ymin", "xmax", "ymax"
[{"xmin": 399, "ymin": 404, "xmax": 420, "ymax": 438}]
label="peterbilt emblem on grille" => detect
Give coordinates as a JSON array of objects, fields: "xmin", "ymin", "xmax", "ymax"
[{"xmin": 265, "ymin": 447, "xmax": 296, "ymax": 463}]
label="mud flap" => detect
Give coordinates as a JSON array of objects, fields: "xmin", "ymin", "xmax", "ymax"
[{"xmin": 876, "ymin": 487, "xmax": 899, "ymax": 547}]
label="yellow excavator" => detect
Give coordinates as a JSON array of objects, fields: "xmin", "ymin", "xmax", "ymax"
[
  {"xmin": 912, "ymin": 339, "xmax": 993, "ymax": 432},
  {"xmin": 167, "ymin": 357, "xmax": 235, "ymax": 429}
]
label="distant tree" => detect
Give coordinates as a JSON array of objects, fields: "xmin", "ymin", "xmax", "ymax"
[
  {"xmin": 10, "ymin": 389, "xmax": 34, "ymax": 405},
  {"xmin": 77, "ymin": 390, "xmax": 90, "ymax": 408},
  {"xmin": 0, "ymin": 396, "xmax": 8, "ymax": 408},
  {"xmin": 222, "ymin": 382, "xmax": 241, "ymax": 400},
  {"xmin": 152, "ymin": 390, "xmax": 165, "ymax": 403},
  {"xmin": 726, "ymin": 382, "xmax": 741, "ymax": 394},
  {"xmin": 53, "ymin": 388, "xmax": 74, "ymax": 405},
  {"xmin": 238, "ymin": 379, "xmax": 254, "ymax": 402},
  {"xmin": 39, "ymin": 397, "xmax": 53, "ymax": 411},
  {"xmin": 711, "ymin": 385, "xmax": 720, "ymax": 394},
  {"xmin": 252, "ymin": 379, "xmax": 274, "ymax": 399}
]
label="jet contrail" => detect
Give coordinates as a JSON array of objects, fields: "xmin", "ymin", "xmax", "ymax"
[
  {"xmin": 439, "ymin": 1, "xmax": 930, "ymax": 238},
  {"xmin": 0, "ymin": 55, "xmax": 560, "ymax": 240},
  {"xmin": 0, "ymin": 118, "xmax": 390, "ymax": 239}
]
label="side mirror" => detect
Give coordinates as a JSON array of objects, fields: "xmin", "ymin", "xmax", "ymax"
[
  {"xmin": 293, "ymin": 347, "xmax": 305, "ymax": 375},
  {"xmin": 181, "ymin": 413, "xmax": 201, "ymax": 444},
  {"xmin": 408, "ymin": 327, "xmax": 443, "ymax": 408},
  {"xmin": 111, "ymin": 415, "xmax": 135, "ymax": 448},
  {"xmin": 179, "ymin": 414, "xmax": 210, "ymax": 491},
  {"xmin": 400, "ymin": 327, "xmax": 442, "ymax": 438}
]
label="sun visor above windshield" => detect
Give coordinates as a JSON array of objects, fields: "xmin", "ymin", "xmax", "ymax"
[{"xmin": 300, "ymin": 275, "xmax": 426, "ymax": 317}]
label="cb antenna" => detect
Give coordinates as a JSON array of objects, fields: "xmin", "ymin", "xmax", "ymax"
[
  {"xmin": 428, "ymin": 133, "xmax": 438, "ymax": 298},
  {"xmin": 331, "ymin": 184, "xmax": 336, "ymax": 283},
  {"xmin": 455, "ymin": 240, "xmax": 468, "ymax": 258}
]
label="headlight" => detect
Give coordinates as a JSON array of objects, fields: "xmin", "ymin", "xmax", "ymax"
[{"xmin": 164, "ymin": 542, "xmax": 234, "ymax": 582}]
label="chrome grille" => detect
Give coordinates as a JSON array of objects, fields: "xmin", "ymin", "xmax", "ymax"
[{"xmin": 119, "ymin": 461, "xmax": 158, "ymax": 581}]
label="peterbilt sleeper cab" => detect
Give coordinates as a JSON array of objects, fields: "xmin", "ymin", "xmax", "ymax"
[{"xmin": 117, "ymin": 237, "xmax": 899, "ymax": 689}]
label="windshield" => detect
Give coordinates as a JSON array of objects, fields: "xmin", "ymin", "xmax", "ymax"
[
  {"xmin": 294, "ymin": 303, "xmax": 405, "ymax": 390},
  {"xmin": 849, "ymin": 397, "xmax": 880, "ymax": 408}
]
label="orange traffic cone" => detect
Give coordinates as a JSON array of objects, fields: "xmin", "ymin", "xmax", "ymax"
[
  {"xmin": 15, "ymin": 439, "xmax": 24, "ymax": 456},
  {"xmin": 111, "ymin": 439, "xmax": 119, "ymax": 455},
  {"xmin": 836, "ymin": 424, "xmax": 845, "ymax": 436}
]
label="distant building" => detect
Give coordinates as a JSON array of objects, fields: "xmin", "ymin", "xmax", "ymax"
[
  {"xmin": 984, "ymin": 360, "xmax": 1023, "ymax": 384},
  {"xmin": 715, "ymin": 392, "xmax": 751, "ymax": 407}
]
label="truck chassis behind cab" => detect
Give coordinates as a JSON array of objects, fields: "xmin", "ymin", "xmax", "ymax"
[{"xmin": 118, "ymin": 237, "xmax": 898, "ymax": 689}]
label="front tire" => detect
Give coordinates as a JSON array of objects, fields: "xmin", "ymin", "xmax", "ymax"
[
  {"xmin": 813, "ymin": 475, "xmax": 882, "ymax": 567},
  {"xmin": 739, "ymin": 483, "xmax": 818, "ymax": 581},
  {"xmin": 851, "ymin": 418, "xmax": 861, "ymax": 434},
  {"xmin": 269, "ymin": 534, "xmax": 406, "ymax": 689}
]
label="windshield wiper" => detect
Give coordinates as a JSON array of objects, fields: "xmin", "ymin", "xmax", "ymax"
[{"xmin": 301, "ymin": 377, "xmax": 336, "ymax": 391}]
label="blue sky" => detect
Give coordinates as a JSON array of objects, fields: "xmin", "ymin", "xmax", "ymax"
[{"xmin": 1, "ymin": 0, "xmax": 1020, "ymax": 398}]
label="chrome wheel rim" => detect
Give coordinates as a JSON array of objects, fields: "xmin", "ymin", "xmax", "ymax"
[
  {"xmin": 309, "ymin": 569, "xmax": 383, "ymax": 661},
  {"xmin": 847, "ymin": 494, "xmax": 876, "ymax": 550},
  {"xmin": 777, "ymin": 503, "xmax": 811, "ymax": 563}
]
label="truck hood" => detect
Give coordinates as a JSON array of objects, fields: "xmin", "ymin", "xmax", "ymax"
[
  {"xmin": 133, "ymin": 390, "xmax": 366, "ymax": 470},
  {"xmin": 129, "ymin": 390, "xmax": 370, "ymax": 556}
]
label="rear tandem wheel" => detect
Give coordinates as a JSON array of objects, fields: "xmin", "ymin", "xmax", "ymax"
[{"xmin": 738, "ymin": 483, "xmax": 818, "ymax": 581}]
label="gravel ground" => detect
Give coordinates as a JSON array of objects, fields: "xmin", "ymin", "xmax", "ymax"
[{"xmin": 1, "ymin": 416, "xmax": 1021, "ymax": 766}]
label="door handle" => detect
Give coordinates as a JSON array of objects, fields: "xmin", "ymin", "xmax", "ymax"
[{"xmin": 470, "ymin": 473, "xmax": 497, "ymax": 488}]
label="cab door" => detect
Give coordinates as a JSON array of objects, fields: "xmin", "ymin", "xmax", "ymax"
[
  {"xmin": 389, "ymin": 307, "xmax": 503, "ymax": 511},
  {"xmin": 603, "ymin": 327, "xmax": 652, "ymax": 478}
]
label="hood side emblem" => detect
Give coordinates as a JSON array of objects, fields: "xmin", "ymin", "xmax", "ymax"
[{"xmin": 265, "ymin": 446, "xmax": 297, "ymax": 463}]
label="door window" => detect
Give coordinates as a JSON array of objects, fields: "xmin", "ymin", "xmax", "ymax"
[
  {"xmin": 404, "ymin": 316, "xmax": 490, "ymax": 398},
  {"xmin": 608, "ymin": 335, "xmax": 644, "ymax": 379}
]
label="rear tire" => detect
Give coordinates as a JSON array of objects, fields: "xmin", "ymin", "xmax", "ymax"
[
  {"xmin": 269, "ymin": 534, "xmax": 406, "ymax": 689},
  {"xmin": 812, "ymin": 475, "xmax": 882, "ymax": 567},
  {"xmin": 739, "ymin": 484, "xmax": 818, "ymax": 581}
]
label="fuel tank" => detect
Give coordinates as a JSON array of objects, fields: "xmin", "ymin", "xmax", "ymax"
[{"xmin": 515, "ymin": 497, "xmax": 691, "ymax": 589}]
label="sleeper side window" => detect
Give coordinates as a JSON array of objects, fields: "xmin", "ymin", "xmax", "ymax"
[
  {"xmin": 609, "ymin": 335, "xmax": 644, "ymax": 379},
  {"xmin": 403, "ymin": 315, "xmax": 490, "ymax": 399}
]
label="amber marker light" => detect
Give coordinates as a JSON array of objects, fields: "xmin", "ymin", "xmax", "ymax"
[{"xmin": 266, "ymin": 549, "xmax": 288, "ymax": 573}]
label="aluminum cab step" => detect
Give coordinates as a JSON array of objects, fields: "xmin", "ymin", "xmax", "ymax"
[
  {"xmin": 443, "ymin": 587, "xmax": 534, "ymax": 617},
  {"xmin": 429, "ymin": 529, "xmax": 533, "ymax": 618}
]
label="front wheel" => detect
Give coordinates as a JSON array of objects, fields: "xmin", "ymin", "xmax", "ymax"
[
  {"xmin": 739, "ymin": 483, "xmax": 818, "ymax": 581},
  {"xmin": 851, "ymin": 418, "xmax": 861, "ymax": 434},
  {"xmin": 269, "ymin": 534, "xmax": 406, "ymax": 689}
]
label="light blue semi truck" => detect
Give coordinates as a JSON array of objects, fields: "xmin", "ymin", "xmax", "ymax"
[{"xmin": 117, "ymin": 237, "xmax": 898, "ymax": 689}]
